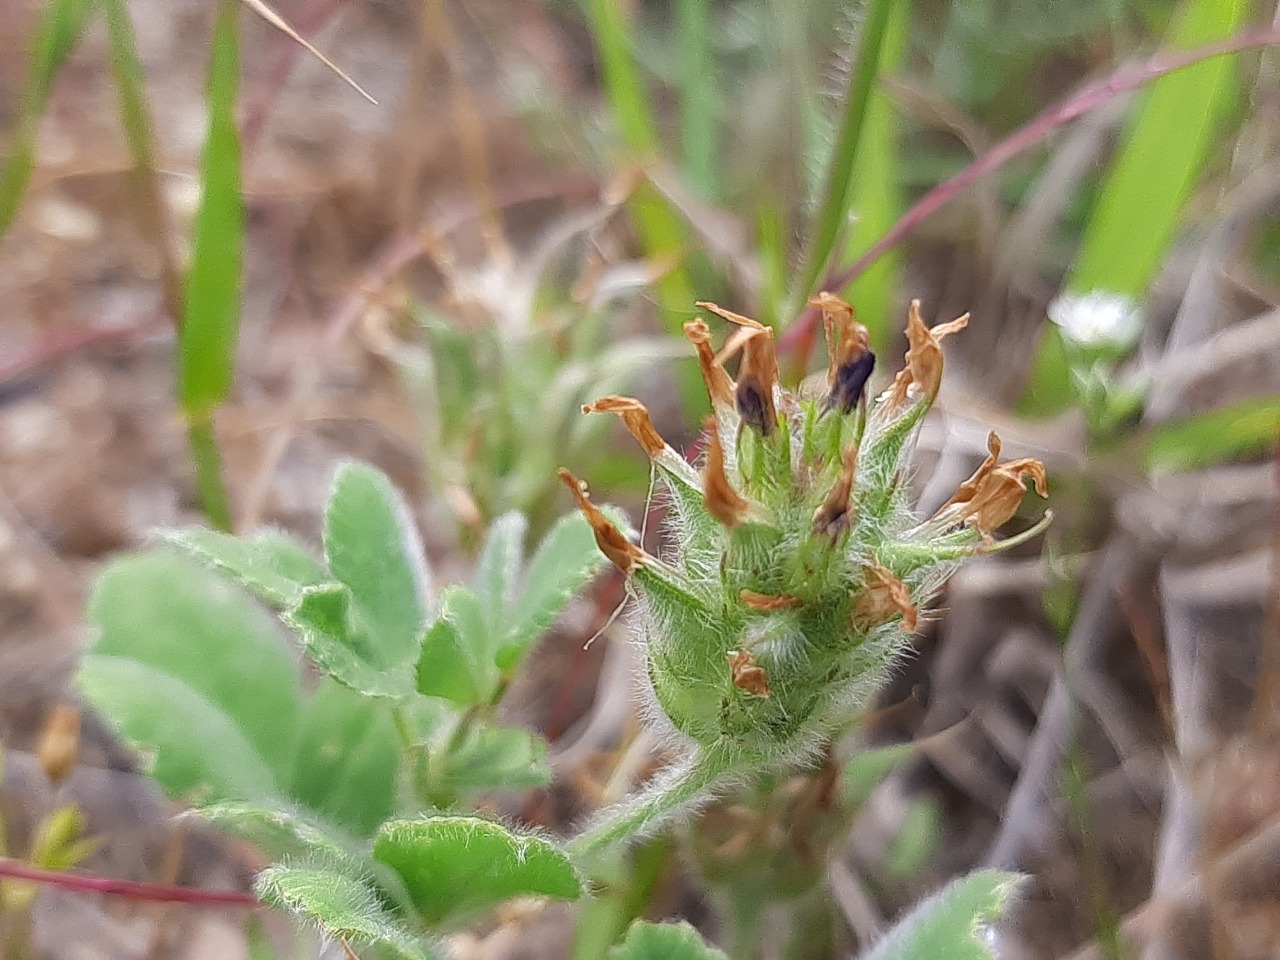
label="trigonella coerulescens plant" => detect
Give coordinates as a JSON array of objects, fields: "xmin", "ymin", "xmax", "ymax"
[{"xmin": 563, "ymin": 295, "xmax": 1049, "ymax": 854}]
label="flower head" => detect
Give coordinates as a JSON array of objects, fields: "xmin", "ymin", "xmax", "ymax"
[{"xmin": 561, "ymin": 296, "xmax": 1047, "ymax": 766}]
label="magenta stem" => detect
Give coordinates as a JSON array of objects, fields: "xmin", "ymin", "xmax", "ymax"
[{"xmin": 0, "ymin": 858, "xmax": 259, "ymax": 908}]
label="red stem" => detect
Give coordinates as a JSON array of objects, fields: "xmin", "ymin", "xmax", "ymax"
[
  {"xmin": 0, "ymin": 857, "xmax": 259, "ymax": 908},
  {"xmin": 777, "ymin": 22, "xmax": 1280, "ymax": 365}
]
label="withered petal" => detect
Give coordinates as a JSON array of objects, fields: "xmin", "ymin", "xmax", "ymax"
[
  {"xmin": 811, "ymin": 293, "xmax": 876, "ymax": 413},
  {"xmin": 812, "ymin": 445, "xmax": 858, "ymax": 538},
  {"xmin": 557, "ymin": 468, "xmax": 645, "ymax": 574},
  {"xmin": 702, "ymin": 417, "xmax": 750, "ymax": 526},
  {"xmin": 684, "ymin": 320, "xmax": 735, "ymax": 409},
  {"xmin": 696, "ymin": 300, "xmax": 767, "ymax": 330},
  {"xmin": 886, "ymin": 300, "xmax": 970, "ymax": 406},
  {"xmin": 740, "ymin": 589, "xmax": 802, "ymax": 611},
  {"xmin": 728, "ymin": 650, "xmax": 771, "ymax": 698},
  {"xmin": 583, "ymin": 395, "xmax": 666, "ymax": 458},
  {"xmin": 852, "ymin": 561, "xmax": 918, "ymax": 633}
]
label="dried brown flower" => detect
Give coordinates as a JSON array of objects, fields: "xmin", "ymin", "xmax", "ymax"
[
  {"xmin": 728, "ymin": 650, "xmax": 770, "ymax": 698},
  {"xmin": 582, "ymin": 395, "xmax": 666, "ymax": 458},
  {"xmin": 884, "ymin": 300, "xmax": 969, "ymax": 407},
  {"xmin": 698, "ymin": 301, "xmax": 780, "ymax": 436},
  {"xmin": 740, "ymin": 589, "xmax": 802, "ymax": 611},
  {"xmin": 934, "ymin": 432, "xmax": 1049, "ymax": 534},
  {"xmin": 852, "ymin": 561, "xmax": 918, "ymax": 633},
  {"xmin": 557, "ymin": 469, "xmax": 645, "ymax": 574},
  {"xmin": 684, "ymin": 320, "xmax": 735, "ymax": 410},
  {"xmin": 702, "ymin": 417, "xmax": 750, "ymax": 527},
  {"xmin": 811, "ymin": 293, "xmax": 875, "ymax": 413},
  {"xmin": 811, "ymin": 446, "xmax": 858, "ymax": 538}
]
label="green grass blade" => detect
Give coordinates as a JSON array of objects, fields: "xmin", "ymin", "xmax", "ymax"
[
  {"xmin": 1022, "ymin": 0, "xmax": 1251, "ymax": 415},
  {"xmin": 104, "ymin": 0, "xmax": 183, "ymax": 319},
  {"xmin": 582, "ymin": 0, "xmax": 694, "ymax": 331},
  {"xmin": 0, "ymin": 0, "xmax": 97, "ymax": 239},
  {"xmin": 677, "ymin": 0, "xmax": 716, "ymax": 199},
  {"xmin": 179, "ymin": 0, "xmax": 244, "ymax": 528},
  {"xmin": 838, "ymin": 0, "xmax": 912, "ymax": 354},
  {"xmin": 179, "ymin": 0, "xmax": 245, "ymax": 417},
  {"xmin": 1144, "ymin": 394, "xmax": 1280, "ymax": 471},
  {"xmin": 787, "ymin": 0, "xmax": 898, "ymax": 321}
]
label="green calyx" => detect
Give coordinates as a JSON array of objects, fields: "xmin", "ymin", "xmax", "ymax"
[{"xmin": 563, "ymin": 296, "xmax": 1048, "ymax": 773}]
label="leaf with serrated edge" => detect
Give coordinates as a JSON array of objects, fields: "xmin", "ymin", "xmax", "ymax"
[
  {"xmin": 256, "ymin": 864, "xmax": 433, "ymax": 960},
  {"xmin": 473, "ymin": 511, "xmax": 528, "ymax": 639},
  {"xmin": 160, "ymin": 527, "xmax": 325, "ymax": 607},
  {"xmin": 285, "ymin": 583, "xmax": 413, "ymax": 699},
  {"xmin": 862, "ymin": 870, "xmax": 1024, "ymax": 960},
  {"xmin": 498, "ymin": 511, "xmax": 608, "ymax": 670},
  {"xmin": 324, "ymin": 463, "xmax": 432, "ymax": 668},
  {"xmin": 611, "ymin": 921, "xmax": 728, "ymax": 960},
  {"xmin": 372, "ymin": 817, "xmax": 580, "ymax": 925}
]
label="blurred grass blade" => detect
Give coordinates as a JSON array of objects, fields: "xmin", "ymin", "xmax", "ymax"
[
  {"xmin": 239, "ymin": 0, "xmax": 377, "ymax": 104},
  {"xmin": 778, "ymin": 22, "xmax": 1280, "ymax": 368},
  {"xmin": 0, "ymin": 0, "xmax": 96, "ymax": 239},
  {"xmin": 180, "ymin": 0, "xmax": 245, "ymax": 529},
  {"xmin": 104, "ymin": 0, "xmax": 183, "ymax": 320},
  {"xmin": 677, "ymin": 0, "xmax": 716, "ymax": 199},
  {"xmin": 839, "ymin": 0, "xmax": 911, "ymax": 355},
  {"xmin": 1023, "ymin": 0, "xmax": 1250, "ymax": 415},
  {"xmin": 787, "ymin": 0, "xmax": 898, "ymax": 322},
  {"xmin": 583, "ymin": 0, "xmax": 694, "ymax": 332},
  {"xmin": 1144, "ymin": 395, "xmax": 1280, "ymax": 471}
]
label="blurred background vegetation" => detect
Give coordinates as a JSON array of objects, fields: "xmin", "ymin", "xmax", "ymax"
[{"xmin": 0, "ymin": 0, "xmax": 1278, "ymax": 957}]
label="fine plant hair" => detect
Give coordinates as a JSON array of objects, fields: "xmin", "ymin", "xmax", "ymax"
[{"xmin": 562, "ymin": 296, "xmax": 1049, "ymax": 855}]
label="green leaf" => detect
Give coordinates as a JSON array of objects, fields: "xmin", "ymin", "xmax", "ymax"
[
  {"xmin": 87, "ymin": 551, "xmax": 300, "ymax": 777},
  {"xmin": 324, "ymin": 462, "xmax": 432, "ymax": 666},
  {"xmin": 1144, "ymin": 395, "xmax": 1280, "ymax": 472},
  {"xmin": 256, "ymin": 864, "xmax": 434, "ymax": 960},
  {"xmin": 78, "ymin": 655, "xmax": 277, "ymax": 801},
  {"xmin": 285, "ymin": 584, "xmax": 414, "ymax": 699},
  {"xmin": 288, "ymin": 680, "xmax": 400, "ymax": 836},
  {"xmin": 160, "ymin": 527, "xmax": 326, "ymax": 607},
  {"xmin": 178, "ymin": 0, "xmax": 244, "ymax": 417},
  {"xmin": 473, "ymin": 511, "xmax": 529, "ymax": 639},
  {"xmin": 372, "ymin": 817, "xmax": 581, "ymax": 925},
  {"xmin": 436, "ymin": 725, "xmax": 551, "ymax": 795},
  {"xmin": 416, "ymin": 614, "xmax": 481, "ymax": 706},
  {"xmin": 611, "ymin": 921, "xmax": 727, "ymax": 960},
  {"xmin": 862, "ymin": 870, "xmax": 1024, "ymax": 960},
  {"xmin": 497, "ymin": 511, "xmax": 607, "ymax": 671},
  {"xmin": 197, "ymin": 800, "xmax": 357, "ymax": 862},
  {"xmin": 0, "ymin": 0, "xmax": 96, "ymax": 238}
]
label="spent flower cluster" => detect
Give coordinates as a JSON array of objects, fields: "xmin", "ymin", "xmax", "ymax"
[{"xmin": 563, "ymin": 295, "xmax": 1049, "ymax": 844}]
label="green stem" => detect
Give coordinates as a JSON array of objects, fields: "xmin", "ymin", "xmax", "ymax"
[
  {"xmin": 186, "ymin": 418, "xmax": 232, "ymax": 532},
  {"xmin": 787, "ymin": 0, "xmax": 899, "ymax": 320},
  {"xmin": 569, "ymin": 753, "xmax": 733, "ymax": 859}
]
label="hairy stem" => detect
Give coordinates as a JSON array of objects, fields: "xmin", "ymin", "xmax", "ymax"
[{"xmin": 569, "ymin": 752, "xmax": 735, "ymax": 859}]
